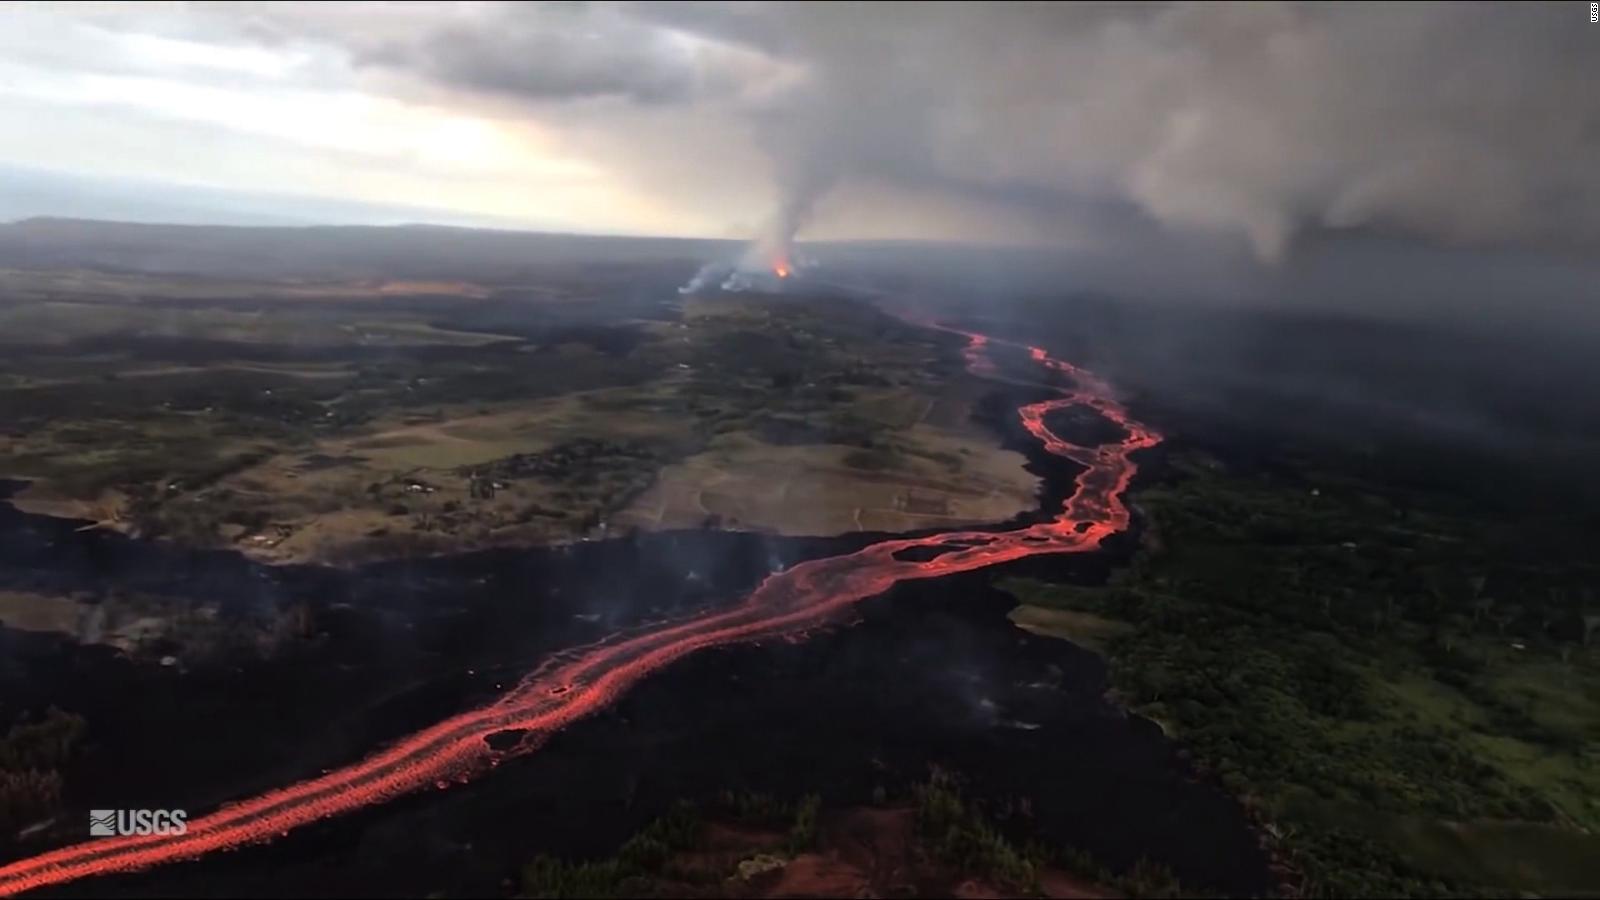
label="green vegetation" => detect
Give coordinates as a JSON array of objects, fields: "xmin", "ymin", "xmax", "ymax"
[
  {"xmin": 0, "ymin": 708, "xmax": 87, "ymax": 845},
  {"xmin": 1000, "ymin": 451, "xmax": 1600, "ymax": 897},
  {"xmin": 519, "ymin": 780, "xmax": 1186, "ymax": 899},
  {"xmin": 1006, "ymin": 604, "xmax": 1131, "ymax": 655},
  {"xmin": 786, "ymin": 793, "xmax": 820, "ymax": 853},
  {"xmin": 518, "ymin": 791, "xmax": 825, "ymax": 898},
  {"xmin": 466, "ymin": 436, "xmax": 684, "ymax": 533},
  {"xmin": 711, "ymin": 788, "xmax": 822, "ymax": 853},
  {"xmin": 913, "ymin": 770, "xmax": 1182, "ymax": 898},
  {"xmin": 674, "ymin": 293, "xmax": 947, "ymax": 454},
  {"xmin": 914, "ymin": 769, "xmax": 1040, "ymax": 892},
  {"xmin": 1, "ymin": 277, "xmax": 980, "ymax": 562},
  {"xmin": 520, "ymin": 803, "xmax": 704, "ymax": 899}
]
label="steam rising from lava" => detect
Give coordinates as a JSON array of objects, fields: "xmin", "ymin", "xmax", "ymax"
[
  {"xmin": 741, "ymin": 185, "xmax": 822, "ymax": 279},
  {"xmin": 679, "ymin": 210, "xmax": 807, "ymax": 293},
  {"xmin": 682, "ymin": 85, "xmax": 838, "ymax": 294}
]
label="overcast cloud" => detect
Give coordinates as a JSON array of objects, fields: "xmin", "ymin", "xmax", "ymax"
[{"xmin": 2, "ymin": 1, "xmax": 1597, "ymax": 263}]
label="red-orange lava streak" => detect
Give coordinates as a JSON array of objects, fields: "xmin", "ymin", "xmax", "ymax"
[{"xmin": 0, "ymin": 323, "xmax": 1160, "ymax": 896}]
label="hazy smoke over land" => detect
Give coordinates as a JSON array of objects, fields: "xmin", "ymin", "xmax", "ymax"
[
  {"xmin": 668, "ymin": 1, "xmax": 1600, "ymax": 263},
  {"xmin": 740, "ymin": 184, "xmax": 822, "ymax": 271},
  {"xmin": 9, "ymin": 2, "xmax": 1600, "ymax": 273},
  {"xmin": 365, "ymin": 0, "xmax": 1600, "ymax": 263}
]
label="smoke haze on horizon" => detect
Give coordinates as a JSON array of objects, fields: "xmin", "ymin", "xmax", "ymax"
[{"xmin": 2, "ymin": 1, "xmax": 1599, "ymax": 324}]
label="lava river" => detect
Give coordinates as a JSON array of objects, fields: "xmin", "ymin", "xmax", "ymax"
[{"xmin": 0, "ymin": 325, "xmax": 1160, "ymax": 896}]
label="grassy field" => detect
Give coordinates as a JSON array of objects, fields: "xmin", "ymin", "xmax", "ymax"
[
  {"xmin": 998, "ymin": 449, "xmax": 1600, "ymax": 897},
  {"xmin": 0, "ymin": 590, "xmax": 84, "ymax": 636},
  {"xmin": 1005, "ymin": 605, "xmax": 1131, "ymax": 656},
  {"xmin": 618, "ymin": 422, "xmax": 1036, "ymax": 536}
]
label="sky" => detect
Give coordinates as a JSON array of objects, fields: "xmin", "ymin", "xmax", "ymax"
[{"xmin": 1, "ymin": 1, "xmax": 1598, "ymax": 264}]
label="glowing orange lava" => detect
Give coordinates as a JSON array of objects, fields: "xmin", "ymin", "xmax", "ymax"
[
  {"xmin": 0, "ymin": 320, "xmax": 1160, "ymax": 896},
  {"xmin": 773, "ymin": 261, "xmax": 792, "ymax": 279}
]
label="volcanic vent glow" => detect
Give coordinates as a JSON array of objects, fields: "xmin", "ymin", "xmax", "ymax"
[
  {"xmin": 0, "ymin": 321, "xmax": 1160, "ymax": 897},
  {"xmin": 678, "ymin": 241, "xmax": 803, "ymax": 294}
]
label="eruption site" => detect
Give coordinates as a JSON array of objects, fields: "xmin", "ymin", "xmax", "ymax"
[{"xmin": 0, "ymin": 322, "xmax": 1160, "ymax": 897}]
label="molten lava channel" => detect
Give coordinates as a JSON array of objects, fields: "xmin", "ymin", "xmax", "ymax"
[{"xmin": 0, "ymin": 324, "xmax": 1160, "ymax": 896}]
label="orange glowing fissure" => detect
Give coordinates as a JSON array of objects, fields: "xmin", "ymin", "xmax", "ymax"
[{"xmin": 0, "ymin": 321, "xmax": 1160, "ymax": 896}]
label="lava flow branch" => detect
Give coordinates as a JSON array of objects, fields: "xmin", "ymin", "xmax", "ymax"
[{"xmin": 0, "ymin": 324, "xmax": 1160, "ymax": 896}]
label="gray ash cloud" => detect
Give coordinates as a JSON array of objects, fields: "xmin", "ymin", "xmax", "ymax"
[{"xmin": 342, "ymin": 2, "xmax": 1600, "ymax": 262}]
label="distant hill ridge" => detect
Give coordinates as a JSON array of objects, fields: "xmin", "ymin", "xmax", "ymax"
[{"xmin": 0, "ymin": 216, "xmax": 739, "ymax": 282}]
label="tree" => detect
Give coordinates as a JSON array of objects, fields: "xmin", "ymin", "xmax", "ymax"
[
  {"xmin": 1490, "ymin": 603, "xmax": 1522, "ymax": 637},
  {"xmin": 1440, "ymin": 614, "xmax": 1471, "ymax": 653}
]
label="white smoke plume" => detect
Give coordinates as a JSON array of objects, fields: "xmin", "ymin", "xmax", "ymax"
[
  {"xmin": 229, "ymin": 1, "xmax": 1600, "ymax": 265},
  {"xmin": 666, "ymin": 2, "xmax": 1600, "ymax": 264}
]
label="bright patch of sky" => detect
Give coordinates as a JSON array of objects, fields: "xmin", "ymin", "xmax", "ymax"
[{"xmin": 0, "ymin": 3, "xmax": 702, "ymax": 234}]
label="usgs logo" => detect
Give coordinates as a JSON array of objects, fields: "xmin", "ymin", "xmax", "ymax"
[{"xmin": 88, "ymin": 809, "xmax": 188, "ymax": 837}]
